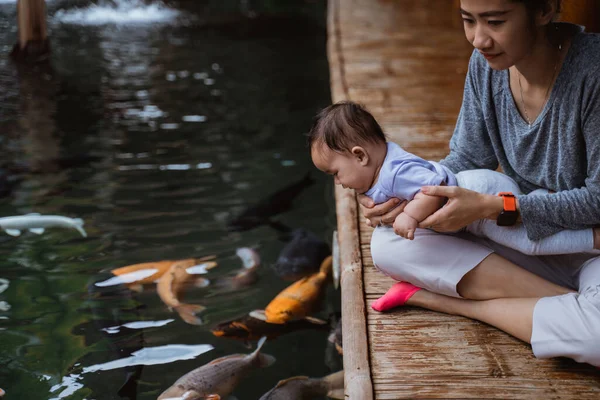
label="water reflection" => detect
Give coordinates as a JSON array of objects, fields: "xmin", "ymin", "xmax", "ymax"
[
  {"xmin": 50, "ymin": 343, "xmax": 213, "ymax": 399},
  {"xmin": 102, "ymin": 319, "xmax": 175, "ymax": 334},
  {"xmin": 53, "ymin": 0, "xmax": 180, "ymax": 26},
  {"xmin": 0, "ymin": 0, "xmax": 333, "ymax": 398}
]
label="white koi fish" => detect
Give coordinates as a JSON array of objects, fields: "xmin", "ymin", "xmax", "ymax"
[{"xmin": 0, "ymin": 214, "xmax": 87, "ymax": 237}]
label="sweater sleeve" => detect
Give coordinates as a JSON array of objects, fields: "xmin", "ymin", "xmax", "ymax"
[
  {"xmin": 518, "ymin": 67, "xmax": 600, "ymax": 240},
  {"xmin": 440, "ymin": 52, "xmax": 499, "ymax": 174}
]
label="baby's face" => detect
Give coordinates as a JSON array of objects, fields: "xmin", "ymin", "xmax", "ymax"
[{"xmin": 311, "ymin": 142, "xmax": 375, "ymax": 194}]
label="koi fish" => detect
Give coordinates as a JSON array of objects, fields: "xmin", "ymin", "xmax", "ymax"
[
  {"xmin": 211, "ymin": 309, "xmax": 328, "ymax": 342},
  {"xmin": 0, "ymin": 214, "xmax": 87, "ymax": 237},
  {"xmin": 227, "ymin": 172, "xmax": 314, "ymax": 232},
  {"xmin": 272, "ymin": 228, "xmax": 331, "ymax": 281},
  {"xmin": 157, "ymin": 336, "xmax": 275, "ymax": 400},
  {"xmin": 264, "ymin": 255, "xmax": 332, "ymax": 324},
  {"xmin": 0, "ymin": 388, "xmax": 5, "ymax": 397},
  {"xmin": 157, "ymin": 260, "xmax": 214, "ymax": 325},
  {"xmin": 102, "ymin": 256, "xmax": 217, "ymax": 291},
  {"xmin": 228, "ymin": 247, "xmax": 261, "ymax": 289},
  {"xmin": 259, "ymin": 370, "xmax": 345, "ymax": 400}
]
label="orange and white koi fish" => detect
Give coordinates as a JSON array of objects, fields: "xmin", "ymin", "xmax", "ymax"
[
  {"xmin": 157, "ymin": 336, "xmax": 275, "ymax": 400},
  {"xmin": 156, "ymin": 259, "xmax": 215, "ymax": 325},
  {"xmin": 264, "ymin": 255, "xmax": 332, "ymax": 324},
  {"xmin": 103, "ymin": 255, "xmax": 216, "ymax": 291}
]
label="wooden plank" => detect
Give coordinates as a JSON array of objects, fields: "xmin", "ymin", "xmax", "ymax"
[
  {"xmin": 328, "ymin": 0, "xmax": 373, "ymax": 398},
  {"xmin": 328, "ymin": 0, "xmax": 600, "ymax": 398}
]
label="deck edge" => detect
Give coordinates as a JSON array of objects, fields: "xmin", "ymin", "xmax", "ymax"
[{"xmin": 327, "ymin": 0, "xmax": 374, "ymax": 398}]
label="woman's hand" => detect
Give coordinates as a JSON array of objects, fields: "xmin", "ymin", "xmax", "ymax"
[
  {"xmin": 418, "ymin": 185, "xmax": 502, "ymax": 232},
  {"xmin": 356, "ymin": 194, "xmax": 407, "ymax": 227}
]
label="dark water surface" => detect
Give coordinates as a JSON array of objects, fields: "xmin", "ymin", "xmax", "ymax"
[{"xmin": 0, "ymin": 1, "xmax": 338, "ymax": 398}]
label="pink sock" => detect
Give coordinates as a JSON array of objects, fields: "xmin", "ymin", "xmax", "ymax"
[{"xmin": 371, "ymin": 282, "xmax": 422, "ymax": 312}]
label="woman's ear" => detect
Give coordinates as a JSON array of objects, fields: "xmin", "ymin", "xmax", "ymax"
[
  {"xmin": 351, "ymin": 146, "xmax": 369, "ymax": 166},
  {"xmin": 536, "ymin": 1, "xmax": 558, "ymax": 26}
]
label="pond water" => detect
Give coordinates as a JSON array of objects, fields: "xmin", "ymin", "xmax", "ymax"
[{"xmin": 0, "ymin": 1, "xmax": 339, "ymax": 399}]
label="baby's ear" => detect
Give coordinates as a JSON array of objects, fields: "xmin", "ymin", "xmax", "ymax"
[{"xmin": 351, "ymin": 146, "xmax": 369, "ymax": 165}]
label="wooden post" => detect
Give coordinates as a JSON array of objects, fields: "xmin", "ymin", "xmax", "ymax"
[{"xmin": 11, "ymin": 0, "xmax": 50, "ymax": 62}]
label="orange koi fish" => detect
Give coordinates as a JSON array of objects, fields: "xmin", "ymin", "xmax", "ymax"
[
  {"xmin": 264, "ymin": 255, "xmax": 332, "ymax": 324},
  {"xmin": 156, "ymin": 259, "xmax": 215, "ymax": 325}
]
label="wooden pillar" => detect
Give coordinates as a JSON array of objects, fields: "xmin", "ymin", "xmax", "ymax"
[{"xmin": 11, "ymin": 0, "xmax": 50, "ymax": 62}]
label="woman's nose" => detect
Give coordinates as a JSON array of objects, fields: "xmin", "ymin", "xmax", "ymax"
[{"xmin": 472, "ymin": 25, "xmax": 492, "ymax": 50}]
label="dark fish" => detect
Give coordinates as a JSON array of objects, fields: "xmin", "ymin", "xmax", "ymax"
[
  {"xmin": 272, "ymin": 228, "xmax": 331, "ymax": 281},
  {"xmin": 157, "ymin": 336, "xmax": 275, "ymax": 399},
  {"xmin": 211, "ymin": 309, "xmax": 328, "ymax": 342},
  {"xmin": 259, "ymin": 370, "xmax": 345, "ymax": 400},
  {"xmin": 227, "ymin": 172, "xmax": 314, "ymax": 232}
]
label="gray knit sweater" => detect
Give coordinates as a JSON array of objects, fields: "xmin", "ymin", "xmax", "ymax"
[{"xmin": 440, "ymin": 24, "xmax": 600, "ymax": 241}]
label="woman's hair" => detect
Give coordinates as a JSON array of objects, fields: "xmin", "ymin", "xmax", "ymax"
[
  {"xmin": 307, "ymin": 101, "xmax": 387, "ymax": 152},
  {"xmin": 514, "ymin": 0, "xmax": 561, "ymax": 16}
]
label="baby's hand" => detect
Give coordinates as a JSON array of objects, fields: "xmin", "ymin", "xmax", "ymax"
[{"xmin": 393, "ymin": 213, "xmax": 418, "ymax": 240}]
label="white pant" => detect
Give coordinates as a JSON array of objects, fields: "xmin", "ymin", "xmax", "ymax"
[{"xmin": 370, "ymin": 170, "xmax": 600, "ymax": 366}]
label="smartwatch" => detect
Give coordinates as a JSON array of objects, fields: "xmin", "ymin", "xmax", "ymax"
[{"xmin": 497, "ymin": 192, "xmax": 518, "ymax": 226}]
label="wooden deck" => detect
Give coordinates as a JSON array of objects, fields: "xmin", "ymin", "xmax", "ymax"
[{"xmin": 327, "ymin": 0, "xmax": 600, "ymax": 398}]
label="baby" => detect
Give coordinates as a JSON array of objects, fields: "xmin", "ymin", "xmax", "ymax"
[{"xmin": 308, "ymin": 101, "xmax": 599, "ymax": 272}]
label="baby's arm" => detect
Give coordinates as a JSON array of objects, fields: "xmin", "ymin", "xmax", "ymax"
[{"xmin": 393, "ymin": 192, "xmax": 445, "ymax": 240}]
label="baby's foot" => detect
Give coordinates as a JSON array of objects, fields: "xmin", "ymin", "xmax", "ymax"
[{"xmin": 371, "ymin": 281, "xmax": 421, "ymax": 312}]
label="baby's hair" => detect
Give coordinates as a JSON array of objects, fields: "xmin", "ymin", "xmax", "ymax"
[{"xmin": 307, "ymin": 101, "xmax": 387, "ymax": 152}]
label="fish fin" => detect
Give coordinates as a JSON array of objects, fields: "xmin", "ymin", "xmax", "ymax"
[
  {"xmin": 5, "ymin": 229, "xmax": 21, "ymax": 236},
  {"xmin": 332, "ymin": 230, "xmax": 340, "ymax": 290},
  {"xmin": 324, "ymin": 370, "xmax": 345, "ymax": 394},
  {"xmin": 257, "ymin": 353, "xmax": 276, "ymax": 368},
  {"xmin": 275, "ymin": 376, "xmax": 309, "ymax": 388},
  {"xmin": 29, "ymin": 228, "xmax": 45, "ymax": 234},
  {"xmin": 181, "ymin": 389, "xmax": 203, "ymax": 399},
  {"xmin": 128, "ymin": 284, "xmax": 144, "ymax": 293},
  {"xmin": 243, "ymin": 340, "xmax": 252, "ymax": 349},
  {"xmin": 319, "ymin": 255, "xmax": 333, "ymax": 278},
  {"xmin": 328, "ymin": 332, "xmax": 336, "ymax": 343},
  {"xmin": 175, "ymin": 304, "xmax": 206, "ymax": 325},
  {"xmin": 204, "ymin": 395, "xmax": 221, "ymax": 400},
  {"xmin": 193, "ymin": 277, "xmax": 210, "ymax": 288},
  {"xmin": 248, "ymin": 309, "xmax": 267, "ymax": 321},
  {"xmin": 74, "ymin": 225, "xmax": 88, "ymax": 237},
  {"xmin": 252, "ymin": 336, "xmax": 276, "ymax": 367},
  {"xmin": 304, "ymin": 316, "xmax": 327, "ymax": 325},
  {"xmin": 255, "ymin": 336, "xmax": 267, "ymax": 352},
  {"xmin": 327, "ymin": 388, "xmax": 345, "ymax": 399},
  {"xmin": 186, "ymin": 261, "xmax": 218, "ymax": 275},
  {"xmin": 195, "ymin": 254, "xmax": 217, "ymax": 262}
]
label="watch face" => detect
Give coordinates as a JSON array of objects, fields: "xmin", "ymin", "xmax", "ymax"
[{"xmin": 497, "ymin": 210, "xmax": 518, "ymax": 226}]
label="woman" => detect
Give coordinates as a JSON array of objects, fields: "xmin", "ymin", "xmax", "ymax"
[{"xmin": 361, "ymin": 0, "xmax": 600, "ymax": 366}]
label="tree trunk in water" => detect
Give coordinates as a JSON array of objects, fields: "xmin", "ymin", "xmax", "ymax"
[{"xmin": 11, "ymin": 0, "xmax": 50, "ymax": 63}]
